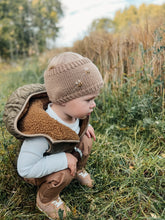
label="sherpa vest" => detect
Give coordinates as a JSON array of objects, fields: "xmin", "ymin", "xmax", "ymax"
[{"xmin": 3, "ymin": 84, "xmax": 89, "ymax": 155}]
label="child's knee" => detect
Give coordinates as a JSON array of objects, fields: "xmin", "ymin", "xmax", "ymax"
[{"xmin": 46, "ymin": 169, "xmax": 74, "ymax": 186}]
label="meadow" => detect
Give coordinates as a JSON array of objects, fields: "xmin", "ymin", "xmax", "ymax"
[{"xmin": 0, "ymin": 24, "xmax": 165, "ymax": 219}]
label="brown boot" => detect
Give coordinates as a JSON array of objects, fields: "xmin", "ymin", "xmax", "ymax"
[
  {"xmin": 35, "ymin": 169, "xmax": 74, "ymax": 219},
  {"xmin": 76, "ymin": 169, "xmax": 93, "ymax": 188},
  {"xmin": 37, "ymin": 194, "xmax": 70, "ymax": 219}
]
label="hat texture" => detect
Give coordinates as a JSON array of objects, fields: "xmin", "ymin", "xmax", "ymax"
[{"xmin": 44, "ymin": 52, "xmax": 103, "ymax": 104}]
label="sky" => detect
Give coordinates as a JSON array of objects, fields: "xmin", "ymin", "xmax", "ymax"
[{"xmin": 54, "ymin": 0, "xmax": 165, "ymax": 47}]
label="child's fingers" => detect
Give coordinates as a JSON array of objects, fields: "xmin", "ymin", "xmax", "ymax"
[
  {"xmin": 88, "ymin": 130, "xmax": 96, "ymax": 141},
  {"xmin": 86, "ymin": 130, "xmax": 91, "ymax": 138},
  {"xmin": 66, "ymin": 153, "xmax": 78, "ymax": 176},
  {"xmin": 92, "ymin": 132, "xmax": 96, "ymax": 141},
  {"xmin": 87, "ymin": 126, "xmax": 96, "ymax": 141},
  {"xmin": 69, "ymin": 163, "xmax": 77, "ymax": 176}
]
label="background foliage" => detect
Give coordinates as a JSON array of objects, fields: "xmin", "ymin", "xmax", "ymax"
[
  {"xmin": 89, "ymin": 3, "xmax": 165, "ymax": 33},
  {"xmin": 0, "ymin": 0, "xmax": 63, "ymax": 58}
]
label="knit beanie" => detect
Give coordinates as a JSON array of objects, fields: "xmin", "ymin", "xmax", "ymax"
[{"xmin": 44, "ymin": 52, "xmax": 103, "ymax": 104}]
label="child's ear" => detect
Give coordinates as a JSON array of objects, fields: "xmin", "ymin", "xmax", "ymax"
[{"xmin": 61, "ymin": 103, "xmax": 66, "ymax": 106}]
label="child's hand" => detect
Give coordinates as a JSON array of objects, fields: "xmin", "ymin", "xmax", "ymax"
[
  {"xmin": 85, "ymin": 125, "xmax": 96, "ymax": 141},
  {"xmin": 65, "ymin": 153, "xmax": 78, "ymax": 176},
  {"xmin": 79, "ymin": 135, "xmax": 92, "ymax": 156}
]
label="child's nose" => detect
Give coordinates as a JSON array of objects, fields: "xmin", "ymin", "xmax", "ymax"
[{"xmin": 90, "ymin": 100, "xmax": 96, "ymax": 108}]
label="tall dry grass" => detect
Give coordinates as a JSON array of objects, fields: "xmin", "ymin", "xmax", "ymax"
[{"xmin": 72, "ymin": 21, "xmax": 165, "ymax": 93}]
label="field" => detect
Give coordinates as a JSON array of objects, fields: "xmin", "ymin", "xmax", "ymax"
[{"xmin": 0, "ymin": 26, "xmax": 165, "ymax": 219}]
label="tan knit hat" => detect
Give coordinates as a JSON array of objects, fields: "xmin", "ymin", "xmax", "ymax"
[{"xmin": 44, "ymin": 52, "xmax": 103, "ymax": 104}]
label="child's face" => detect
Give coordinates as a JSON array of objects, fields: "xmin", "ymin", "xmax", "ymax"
[{"xmin": 63, "ymin": 93, "xmax": 98, "ymax": 120}]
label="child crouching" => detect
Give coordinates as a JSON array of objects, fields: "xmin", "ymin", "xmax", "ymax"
[{"xmin": 4, "ymin": 52, "xmax": 103, "ymax": 219}]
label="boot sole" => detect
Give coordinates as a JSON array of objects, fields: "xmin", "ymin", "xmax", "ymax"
[{"xmin": 36, "ymin": 204, "xmax": 54, "ymax": 220}]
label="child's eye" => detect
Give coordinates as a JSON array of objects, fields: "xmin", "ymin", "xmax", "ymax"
[{"xmin": 86, "ymin": 98, "xmax": 94, "ymax": 102}]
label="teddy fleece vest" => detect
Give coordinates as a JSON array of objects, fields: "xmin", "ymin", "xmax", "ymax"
[{"xmin": 3, "ymin": 84, "xmax": 89, "ymax": 155}]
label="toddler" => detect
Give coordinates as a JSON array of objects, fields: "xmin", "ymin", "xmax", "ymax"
[{"xmin": 5, "ymin": 52, "xmax": 103, "ymax": 219}]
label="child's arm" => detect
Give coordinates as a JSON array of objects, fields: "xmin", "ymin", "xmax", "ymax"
[
  {"xmin": 17, "ymin": 137, "xmax": 68, "ymax": 178},
  {"xmin": 85, "ymin": 125, "xmax": 96, "ymax": 141}
]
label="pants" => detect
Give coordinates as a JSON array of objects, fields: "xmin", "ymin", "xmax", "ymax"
[{"xmin": 24, "ymin": 135, "xmax": 92, "ymax": 203}]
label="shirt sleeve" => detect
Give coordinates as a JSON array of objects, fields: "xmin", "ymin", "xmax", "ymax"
[{"xmin": 17, "ymin": 137, "xmax": 68, "ymax": 178}]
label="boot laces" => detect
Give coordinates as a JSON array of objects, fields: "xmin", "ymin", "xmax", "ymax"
[
  {"xmin": 51, "ymin": 197, "xmax": 63, "ymax": 208},
  {"xmin": 78, "ymin": 170, "xmax": 88, "ymax": 178}
]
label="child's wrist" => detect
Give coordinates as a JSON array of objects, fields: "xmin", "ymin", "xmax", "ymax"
[{"xmin": 74, "ymin": 147, "xmax": 83, "ymax": 158}]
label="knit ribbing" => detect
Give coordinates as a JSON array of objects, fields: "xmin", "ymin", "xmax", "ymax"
[
  {"xmin": 55, "ymin": 82, "xmax": 103, "ymax": 104},
  {"xmin": 47, "ymin": 58, "xmax": 91, "ymax": 76}
]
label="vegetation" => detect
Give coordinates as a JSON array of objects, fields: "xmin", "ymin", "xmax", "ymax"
[
  {"xmin": 0, "ymin": 2, "xmax": 165, "ymax": 220},
  {"xmin": 89, "ymin": 3, "xmax": 165, "ymax": 33},
  {"xmin": 0, "ymin": 0, "xmax": 63, "ymax": 59}
]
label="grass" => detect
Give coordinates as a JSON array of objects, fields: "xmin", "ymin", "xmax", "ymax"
[{"xmin": 0, "ymin": 49, "xmax": 164, "ymax": 219}]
